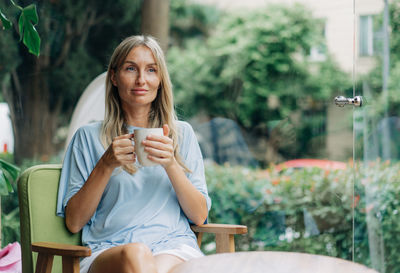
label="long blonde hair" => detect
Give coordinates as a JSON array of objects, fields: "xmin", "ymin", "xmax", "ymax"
[{"xmin": 101, "ymin": 35, "xmax": 190, "ymax": 174}]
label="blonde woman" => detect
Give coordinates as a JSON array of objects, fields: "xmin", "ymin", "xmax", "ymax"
[{"xmin": 56, "ymin": 35, "xmax": 211, "ymax": 273}]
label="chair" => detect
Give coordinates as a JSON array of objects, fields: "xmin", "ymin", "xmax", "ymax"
[{"xmin": 18, "ymin": 164, "xmax": 247, "ymax": 273}]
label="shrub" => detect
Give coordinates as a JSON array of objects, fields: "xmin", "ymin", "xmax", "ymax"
[
  {"xmin": 0, "ymin": 155, "xmax": 62, "ymax": 247},
  {"xmin": 203, "ymin": 160, "xmax": 400, "ymax": 272},
  {"xmin": 168, "ymin": 4, "xmax": 351, "ymax": 163}
]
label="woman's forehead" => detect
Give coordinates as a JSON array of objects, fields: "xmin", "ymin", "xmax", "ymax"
[{"xmin": 124, "ymin": 45, "xmax": 157, "ymax": 64}]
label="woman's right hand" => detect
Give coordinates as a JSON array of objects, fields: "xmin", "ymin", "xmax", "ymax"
[{"xmin": 101, "ymin": 133, "xmax": 136, "ymax": 170}]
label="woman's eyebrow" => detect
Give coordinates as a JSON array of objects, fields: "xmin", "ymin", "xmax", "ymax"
[
  {"xmin": 124, "ymin": 60, "xmax": 157, "ymax": 66},
  {"xmin": 124, "ymin": 60, "xmax": 137, "ymax": 65}
]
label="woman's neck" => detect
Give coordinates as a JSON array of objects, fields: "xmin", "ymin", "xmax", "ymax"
[{"xmin": 123, "ymin": 105, "xmax": 151, "ymax": 128}]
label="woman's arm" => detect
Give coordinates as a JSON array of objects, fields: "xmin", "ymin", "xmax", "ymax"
[
  {"xmin": 143, "ymin": 125, "xmax": 208, "ymax": 225},
  {"xmin": 65, "ymin": 133, "xmax": 135, "ymax": 233},
  {"xmin": 164, "ymin": 162, "xmax": 208, "ymax": 225}
]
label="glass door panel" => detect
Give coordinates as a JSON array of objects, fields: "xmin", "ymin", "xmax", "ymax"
[
  {"xmin": 177, "ymin": 0, "xmax": 357, "ymax": 262},
  {"xmin": 354, "ymin": 0, "xmax": 399, "ymax": 272}
]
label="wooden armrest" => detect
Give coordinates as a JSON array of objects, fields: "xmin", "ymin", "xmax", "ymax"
[
  {"xmin": 32, "ymin": 242, "xmax": 91, "ymax": 273},
  {"xmin": 191, "ymin": 224, "xmax": 247, "ymax": 253},
  {"xmin": 32, "ymin": 242, "xmax": 91, "ymax": 257},
  {"xmin": 191, "ymin": 223, "xmax": 248, "ymax": 235}
]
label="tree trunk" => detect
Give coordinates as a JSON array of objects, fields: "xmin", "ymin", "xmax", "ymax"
[
  {"xmin": 141, "ymin": 0, "xmax": 170, "ymax": 53},
  {"xmin": 4, "ymin": 54, "xmax": 59, "ymax": 164}
]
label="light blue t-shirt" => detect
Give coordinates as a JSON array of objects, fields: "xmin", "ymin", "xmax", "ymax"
[{"xmin": 56, "ymin": 121, "xmax": 211, "ymax": 253}]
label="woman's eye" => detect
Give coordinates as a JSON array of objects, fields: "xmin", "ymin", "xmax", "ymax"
[
  {"xmin": 148, "ymin": 68, "xmax": 157, "ymax": 73},
  {"xmin": 127, "ymin": 67, "xmax": 136, "ymax": 71}
]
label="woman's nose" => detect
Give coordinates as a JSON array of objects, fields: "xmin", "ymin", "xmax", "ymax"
[{"xmin": 135, "ymin": 72, "xmax": 145, "ymax": 85}]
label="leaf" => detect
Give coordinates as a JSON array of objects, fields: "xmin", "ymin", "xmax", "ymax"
[
  {"xmin": 10, "ymin": 0, "xmax": 23, "ymax": 10},
  {"xmin": 0, "ymin": 9, "xmax": 12, "ymax": 30},
  {"xmin": 18, "ymin": 4, "xmax": 40, "ymax": 56},
  {"xmin": 2, "ymin": 169, "xmax": 15, "ymax": 193},
  {"xmin": 0, "ymin": 170, "xmax": 10, "ymax": 196},
  {"xmin": 22, "ymin": 22, "xmax": 40, "ymax": 56},
  {"xmin": 0, "ymin": 159, "xmax": 20, "ymax": 181},
  {"xmin": 0, "ymin": 159, "xmax": 19, "ymax": 195}
]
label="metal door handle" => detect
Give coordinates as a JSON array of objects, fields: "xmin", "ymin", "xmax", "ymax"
[{"xmin": 334, "ymin": 96, "xmax": 363, "ymax": 107}]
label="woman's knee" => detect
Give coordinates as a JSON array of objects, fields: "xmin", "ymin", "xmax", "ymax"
[
  {"xmin": 120, "ymin": 243, "xmax": 153, "ymax": 264},
  {"xmin": 89, "ymin": 243, "xmax": 156, "ymax": 273}
]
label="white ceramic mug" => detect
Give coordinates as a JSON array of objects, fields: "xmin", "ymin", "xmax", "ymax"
[{"xmin": 134, "ymin": 128, "xmax": 163, "ymax": 167}]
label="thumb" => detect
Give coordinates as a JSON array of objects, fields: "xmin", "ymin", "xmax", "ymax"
[{"xmin": 163, "ymin": 124, "xmax": 170, "ymax": 137}]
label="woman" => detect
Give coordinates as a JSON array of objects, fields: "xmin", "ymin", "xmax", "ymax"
[{"xmin": 56, "ymin": 35, "xmax": 211, "ymax": 273}]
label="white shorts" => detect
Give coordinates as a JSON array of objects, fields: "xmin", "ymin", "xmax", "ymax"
[{"xmin": 80, "ymin": 244, "xmax": 204, "ymax": 273}]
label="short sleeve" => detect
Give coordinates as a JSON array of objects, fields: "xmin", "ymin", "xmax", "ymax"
[
  {"xmin": 56, "ymin": 128, "xmax": 96, "ymax": 220},
  {"xmin": 179, "ymin": 122, "xmax": 212, "ymax": 212}
]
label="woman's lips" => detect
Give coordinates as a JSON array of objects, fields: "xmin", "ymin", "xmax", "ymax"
[{"xmin": 132, "ymin": 89, "xmax": 148, "ymax": 94}]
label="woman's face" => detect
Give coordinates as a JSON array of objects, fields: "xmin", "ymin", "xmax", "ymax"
[{"xmin": 111, "ymin": 45, "xmax": 161, "ymax": 111}]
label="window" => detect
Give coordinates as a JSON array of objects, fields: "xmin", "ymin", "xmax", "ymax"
[
  {"xmin": 309, "ymin": 21, "xmax": 327, "ymax": 62},
  {"xmin": 359, "ymin": 15, "xmax": 382, "ymax": 57}
]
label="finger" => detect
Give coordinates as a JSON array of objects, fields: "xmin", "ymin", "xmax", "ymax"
[
  {"xmin": 163, "ymin": 124, "xmax": 169, "ymax": 137},
  {"xmin": 145, "ymin": 135, "xmax": 173, "ymax": 145},
  {"xmin": 145, "ymin": 147, "xmax": 171, "ymax": 159},
  {"xmin": 117, "ymin": 154, "xmax": 136, "ymax": 164},
  {"xmin": 143, "ymin": 139, "xmax": 172, "ymax": 151},
  {"xmin": 147, "ymin": 155, "xmax": 172, "ymax": 166},
  {"xmin": 114, "ymin": 138, "xmax": 135, "ymax": 148},
  {"xmin": 105, "ymin": 152, "xmax": 135, "ymax": 167},
  {"xmin": 115, "ymin": 145, "xmax": 135, "ymax": 155},
  {"xmin": 114, "ymin": 133, "xmax": 135, "ymax": 141}
]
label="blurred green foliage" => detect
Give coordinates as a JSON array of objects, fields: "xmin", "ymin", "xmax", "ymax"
[
  {"xmin": 353, "ymin": 0, "xmax": 400, "ymax": 164},
  {"xmin": 0, "ymin": 159, "xmax": 19, "ymax": 195},
  {"xmin": 168, "ymin": 3, "xmax": 351, "ymax": 162},
  {"xmin": 1, "ymin": 189, "xmax": 19, "ymax": 247},
  {"xmin": 0, "ymin": 153, "xmax": 18, "ymax": 247},
  {"xmin": 0, "ymin": 154, "xmax": 61, "ymax": 247},
  {"xmin": 360, "ymin": 0, "xmax": 400, "ymax": 117},
  {"xmin": 170, "ymin": 0, "xmax": 220, "ymax": 46},
  {"xmin": 203, "ymin": 161, "xmax": 400, "ymax": 272}
]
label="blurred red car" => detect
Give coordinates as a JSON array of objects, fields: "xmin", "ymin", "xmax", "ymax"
[{"xmin": 275, "ymin": 159, "xmax": 347, "ymax": 171}]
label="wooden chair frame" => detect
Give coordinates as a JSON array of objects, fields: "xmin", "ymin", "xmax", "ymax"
[{"xmin": 32, "ymin": 224, "xmax": 247, "ymax": 273}]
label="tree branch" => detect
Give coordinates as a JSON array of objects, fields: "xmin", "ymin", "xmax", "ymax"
[
  {"xmin": 54, "ymin": 22, "xmax": 73, "ymax": 67},
  {"xmin": 40, "ymin": 5, "xmax": 52, "ymax": 68},
  {"xmin": 78, "ymin": 9, "xmax": 97, "ymax": 48},
  {"xmin": 93, "ymin": 14, "xmax": 108, "ymax": 25}
]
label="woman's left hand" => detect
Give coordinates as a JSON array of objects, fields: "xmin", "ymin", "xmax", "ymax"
[{"xmin": 143, "ymin": 124, "xmax": 176, "ymax": 169}]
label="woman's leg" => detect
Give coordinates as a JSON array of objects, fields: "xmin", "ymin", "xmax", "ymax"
[
  {"xmin": 88, "ymin": 243, "xmax": 158, "ymax": 273},
  {"xmin": 154, "ymin": 254, "xmax": 185, "ymax": 273}
]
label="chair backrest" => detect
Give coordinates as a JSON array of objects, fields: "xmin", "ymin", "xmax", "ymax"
[{"xmin": 18, "ymin": 164, "xmax": 82, "ymax": 273}]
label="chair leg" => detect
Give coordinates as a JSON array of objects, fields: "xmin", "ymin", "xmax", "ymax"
[
  {"xmin": 215, "ymin": 234, "xmax": 235, "ymax": 253},
  {"xmin": 62, "ymin": 256, "xmax": 80, "ymax": 273},
  {"xmin": 195, "ymin": 232, "xmax": 203, "ymax": 248},
  {"xmin": 35, "ymin": 253, "xmax": 54, "ymax": 273}
]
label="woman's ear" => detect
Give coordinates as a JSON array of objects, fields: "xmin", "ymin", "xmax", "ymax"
[{"xmin": 111, "ymin": 70, "xmax": 117, "ymax": 87}]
